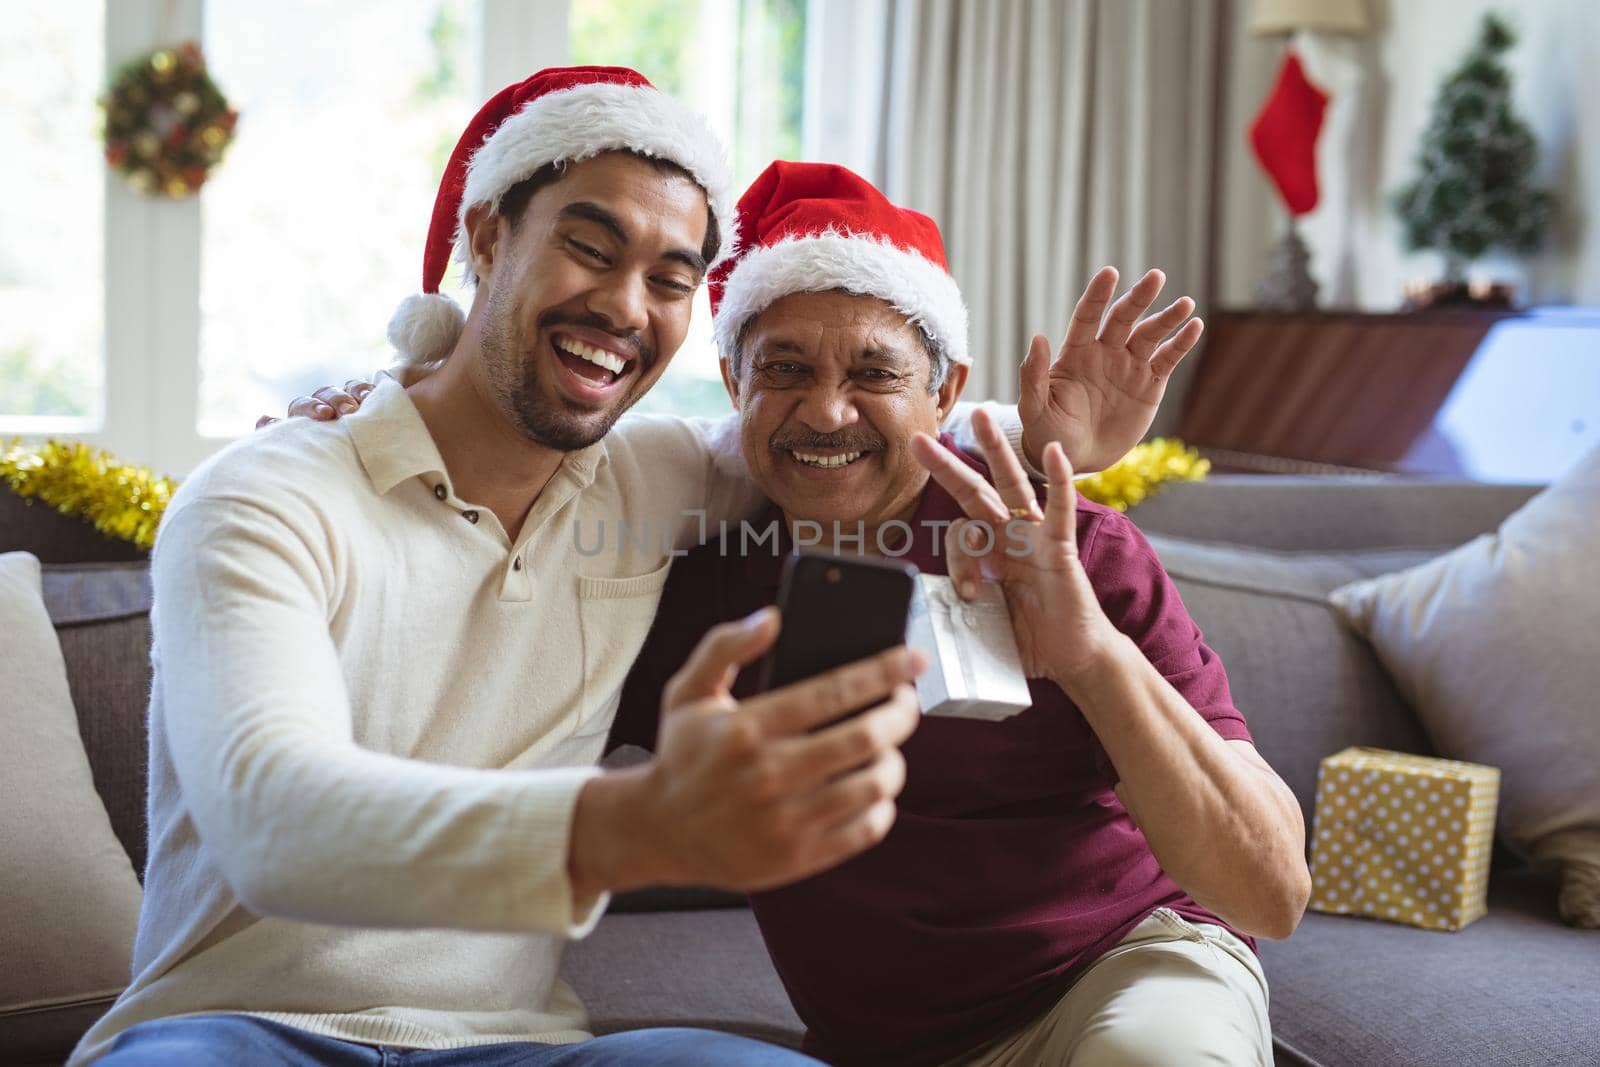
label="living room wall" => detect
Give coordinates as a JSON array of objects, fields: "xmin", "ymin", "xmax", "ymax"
[{"xmin": 1217, "ymin": 0, "xmax": 1599, "ymax": 310}]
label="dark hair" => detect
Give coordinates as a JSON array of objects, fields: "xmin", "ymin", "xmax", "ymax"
[{"xmin": 490, "ymin": 151, "xmax": 721, "ymax": 267}]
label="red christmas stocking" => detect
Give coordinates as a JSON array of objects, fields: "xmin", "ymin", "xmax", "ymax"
[{"xmin": 1249, "ymin": 49, "xmax": 1329, "ymax": 216}]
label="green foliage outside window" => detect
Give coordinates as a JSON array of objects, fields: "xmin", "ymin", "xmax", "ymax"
[
  {"xmin": 571, "ymin": 0, "xmax": 698, "ymax": 96},
  {"xmin": 570, "ymin": 0, "xmax": 807, "ymax": 418},
  {"xmin": 756, "ymin": 0, "xmax": 806, "ymax": 170},
  {"xmin": 418, "ymin": 0, "xmax": 471, "ymax": 179},
  {"xmin": 569, "ymin": 0, "xmax": 806, "ymax": 181},
  {"xmin": 0, "ymin": 344, "xmax": 91, "ymax": 418}
]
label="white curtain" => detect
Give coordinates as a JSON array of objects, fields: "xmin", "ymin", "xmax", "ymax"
[{"xmin": 808, "ymin": 0, "xmax": 1224, "ymax": 424}]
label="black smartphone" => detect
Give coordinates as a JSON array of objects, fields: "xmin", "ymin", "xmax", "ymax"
[{"xmin": 759, "ymin": 552, "xmax": 919, "ymax": 693}]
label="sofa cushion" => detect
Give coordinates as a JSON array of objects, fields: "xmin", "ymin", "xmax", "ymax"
[
  {"xmin": 1131, "ymin": 477, "xmax": 1541, "ymax": 552},
  {"xmin": 1330, "ymin": 450, "xmax": 1600, "ymax": 928},
  {"xmin": 561, "ymin": 907, "xmax": 804, "ymax": 1050},
  {"xmin": 0, "ymin": 553, "xmax": 143, "ymax": 1065},
  {"xmin": 1260, "ymin": 867, "xmax": 1600, "ymax": 1066},
  {"xmin": 42, "ymin": 563, "xmax": 154, "ymax": 876},
  {"xmin": 42, "ymin": 561, "xmax": 153, "ymax": 624},
  {"xmin": 1144, "ymin": 535, "xmax": 1442, "ymax": 827},
  {"xmin": 569, "ymin": 875, "xmax": 1599, "ymax": 1067}
]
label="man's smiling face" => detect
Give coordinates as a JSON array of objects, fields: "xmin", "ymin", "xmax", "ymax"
[
  {"xmin": 466, "ymin": 151, "xmax": 711, "ymax": 451},
  {"xmin": 725, "ymin": 290, "xmax": 967, "ymax": 536}
]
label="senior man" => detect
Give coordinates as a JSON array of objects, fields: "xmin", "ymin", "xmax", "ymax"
[{"xmin": 606, "ymin": 162, "xmax": 1312, "ymax": 1067}]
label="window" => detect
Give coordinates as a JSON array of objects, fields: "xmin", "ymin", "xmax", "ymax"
[
  {"xmin": 2, "ymin": 0, "xmax": 808, "ymax": 474},
  {"xmin": 570, "ymin": 0, "xmax": 806, "ymax": 418},
  {"xmin": 0, "ymin": 2, "xmax": 104, "ymax": 430},
  {"xmin": 198, "ymin": 0, "xmax": 479, "ymax": 436}
]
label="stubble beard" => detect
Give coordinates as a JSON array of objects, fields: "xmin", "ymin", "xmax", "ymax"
[{"xmin": 479, "ymin": 283, "xmax": 630, "ymax": 453}]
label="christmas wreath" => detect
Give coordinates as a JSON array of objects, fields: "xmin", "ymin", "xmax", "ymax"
[{"xmin": 101, "ymin": 41, "xmax": 238, "ymax": 199}]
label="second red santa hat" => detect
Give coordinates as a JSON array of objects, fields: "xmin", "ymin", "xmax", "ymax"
[{"xmin": 708, "ymin": 161, "xmax": 970, "ymax": 367}]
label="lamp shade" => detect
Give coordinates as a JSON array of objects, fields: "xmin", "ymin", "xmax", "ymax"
[{"xmin": 1249, "ymin": 0, "xmax": 1370, "ymax": 34}]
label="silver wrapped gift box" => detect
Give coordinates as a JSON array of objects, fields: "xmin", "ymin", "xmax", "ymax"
[{"xmin": 906, "ymin": 574, "xmax": 1034, "ymax": 720}]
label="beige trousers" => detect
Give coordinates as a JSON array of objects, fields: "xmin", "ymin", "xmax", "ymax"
[{"xmin": 942, "ymin": 908, "xmax": 1272, "ymax": 1067}]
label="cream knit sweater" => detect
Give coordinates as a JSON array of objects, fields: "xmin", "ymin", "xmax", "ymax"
[{"xmin": 71, "ymin": 376, "xmax": 1020, "ymax": 1062}]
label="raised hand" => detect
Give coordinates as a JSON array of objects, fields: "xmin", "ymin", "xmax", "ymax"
[
  {"xmin": 255, "ymin": 378, "xmax": 376, "ymax": 430},
  {"xmin": 911, "ymin": 408, "xmax": 1119, "ymax": 686},
  {"xmin": 583, "ymin": 609, "xmax": 926, "ymax": 895},
  {"xmin": 1019, "ymin": 266, "xmax": 1203, "ymax": 474}
]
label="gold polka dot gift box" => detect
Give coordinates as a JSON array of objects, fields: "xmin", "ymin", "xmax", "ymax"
[{"xmin": 1308, "ymin": 747, "xmax": 1500, "ymax": 931}]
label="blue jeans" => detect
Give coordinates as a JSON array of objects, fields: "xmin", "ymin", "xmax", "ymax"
[{"xmin": 99, "ymin": 1015, "xmax": 824, "ymax": 1066}]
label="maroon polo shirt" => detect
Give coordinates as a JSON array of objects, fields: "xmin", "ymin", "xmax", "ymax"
[{"xmin": 610, "ymin": 435, "xmax": 1255, "ymax": 1067}]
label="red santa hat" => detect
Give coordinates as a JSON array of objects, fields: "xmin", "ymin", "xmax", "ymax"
[
  {"xmin": 708, "ymin": 161, "xmax": 969, "ymax": 367},
  {"xmin": 389, "ymin": 65, "xmax": 736, "ymax": 367}
]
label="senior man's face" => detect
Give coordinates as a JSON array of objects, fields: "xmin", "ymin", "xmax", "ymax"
[{"xmin": 724, "ymin": 291, "xmax": 967, "ymax": 539}]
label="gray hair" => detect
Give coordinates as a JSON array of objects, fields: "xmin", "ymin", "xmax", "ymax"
[{"xmin": 728, "ymin": 307, "xmax": 951, "ymax": 394}]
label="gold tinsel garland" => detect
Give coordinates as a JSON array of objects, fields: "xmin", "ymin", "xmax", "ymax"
[
  {"xmin": 0, "ymin": 435, "xmax": 1206, "ymax": 552},
  {"xmin": 1, "ymin": 440, "xmax": 177, "ymax": 551},
  {"xmin": 1074, "ymin": 437, "xmax": 1210, "ymax": 512}
]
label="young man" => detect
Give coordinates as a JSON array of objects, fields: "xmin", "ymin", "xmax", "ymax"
[{"xmin": 607, "ymin": 162, "xmax": 1311, "ymax": 1067}]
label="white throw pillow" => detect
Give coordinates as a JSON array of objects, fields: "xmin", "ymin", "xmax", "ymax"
[
  {"xmin": 0, "ymin": 552, "xmax": 143, "ymax": 1058},
  {"xmin": 1329, "ymin": 451, "xmax": 1600, "ymax": 927}
]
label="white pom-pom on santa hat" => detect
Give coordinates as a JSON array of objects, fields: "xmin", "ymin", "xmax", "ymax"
[
  {"xmin": 388, "ymin": 66, "xmax": 735, "ymax": 368},
  {"xmin": 386, "ymin": 293, "xmax": 466, "ymax": 369}
]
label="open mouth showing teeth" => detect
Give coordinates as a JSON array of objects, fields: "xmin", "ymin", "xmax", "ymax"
[
  {"xmin": 791, "ymin": 450, "xmax": 865, "ymax": 469},
  {"xmin": 554, "ymin": 336, "xmax": 629, "ymax": 383}
]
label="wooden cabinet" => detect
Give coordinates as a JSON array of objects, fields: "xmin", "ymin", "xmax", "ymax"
[{"xmin": 1177, "ymin": 309, "xmax": 1518, "ymax": 474}]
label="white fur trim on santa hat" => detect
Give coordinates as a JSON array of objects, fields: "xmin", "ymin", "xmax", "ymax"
[
  {"xmin": 713, "ymin": 231, "xmax": 970, "ymax": 366},
  {"xmin": 459, "ymin": 80, "xmax": 738, "ymax": 268},
  {"xmin": 387, "ymin": 292, "xmax": 465, "ymax": 368}
]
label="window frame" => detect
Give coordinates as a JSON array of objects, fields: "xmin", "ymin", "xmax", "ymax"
[{"xmin": 1, "ymin": 0, "xmax": 571, "ymax": 475}]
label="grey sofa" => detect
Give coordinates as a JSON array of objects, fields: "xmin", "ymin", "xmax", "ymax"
[{"xmin": 6, "ymin": 476, "xmax": 1597, "ymax": 1066}]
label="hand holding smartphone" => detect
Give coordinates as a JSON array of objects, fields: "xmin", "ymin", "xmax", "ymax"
[{"xmin": 759, "ymin": 552, "xmax": 918, "ymax": 695}]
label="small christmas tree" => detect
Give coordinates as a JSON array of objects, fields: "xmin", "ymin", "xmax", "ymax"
[{"xmin": 1393, "ymin": 14, "xmax": 1554, "ymax": 287}]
